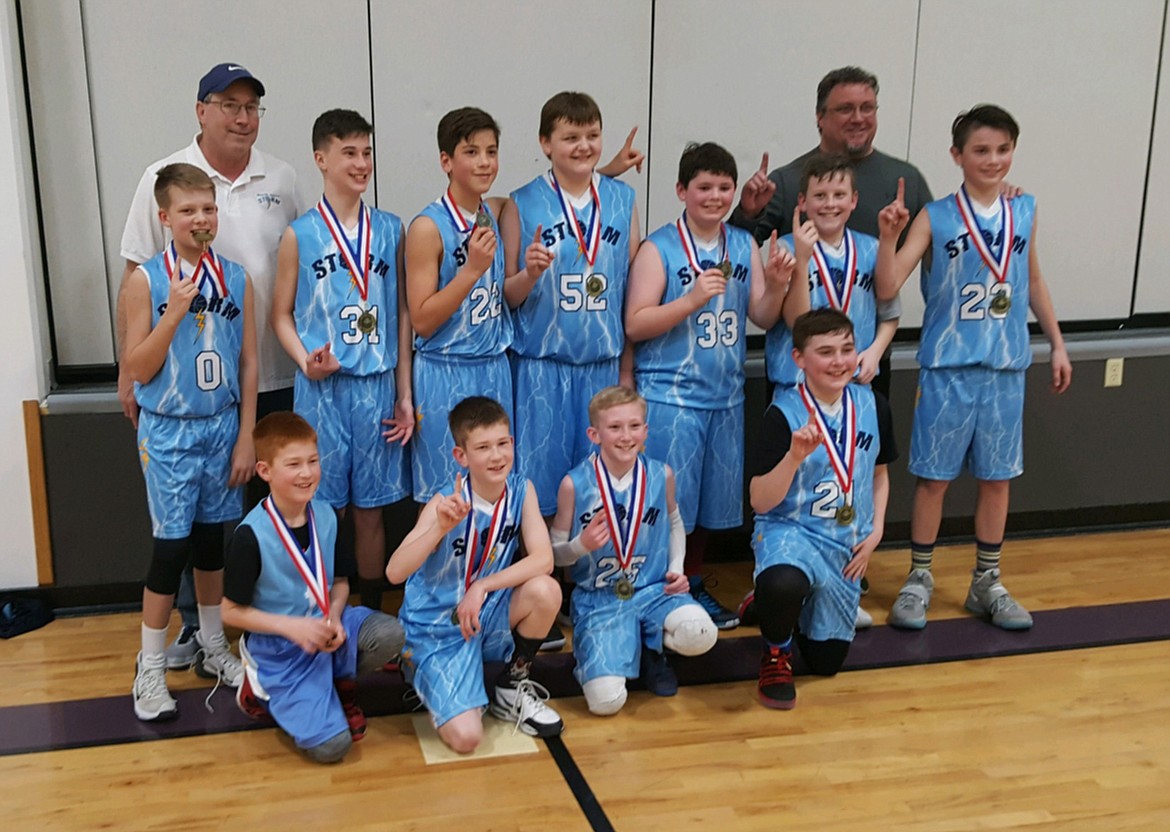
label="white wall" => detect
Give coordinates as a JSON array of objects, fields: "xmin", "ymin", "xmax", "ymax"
[{"xmin": 0, "ymin": 0, "xmax": 51, "ymax": 589}]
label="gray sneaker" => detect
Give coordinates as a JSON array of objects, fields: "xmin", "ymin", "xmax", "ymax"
[
  {"xmin": 164, "ymin": 624, "xmax": 200, "ymax": 670},
  {"xmin": 889, "ymin": 569, "xmax": 934, "ymax": 630},
  {"xmin": 965, "ymin": 568, "xmax": 1033, "ymax": 630},
  {"xmin": 133, "ymin": 651, "xmax": 178, "ymax": 722},
  {"xmin": 194, "ymin": 630, "xmax": 244, "ymax": 688}
]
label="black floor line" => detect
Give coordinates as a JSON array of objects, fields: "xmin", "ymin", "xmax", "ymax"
[{"xmin": 544, "ymin": 735, "xmax": 615, "ymax": 832}]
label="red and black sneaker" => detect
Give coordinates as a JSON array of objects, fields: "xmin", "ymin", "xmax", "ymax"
[
  {"xmin": 334, "ymin": 678, "xmax": 367, "ymax": 741},
  {"xmin": 758, "ymin": 645, "xmax": 796, "ymax": 710},
  {"xmin": 235, "ymin": 673, "xmax": 273, "ymax": 724}
]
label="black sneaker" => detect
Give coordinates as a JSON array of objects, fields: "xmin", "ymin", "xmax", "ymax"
[
  {"xmin": 758, "ymin": 645, "xmax": 796, "ymax": 710},
  {"xmin": 540, "ymin": 623, "xmax": 566, "ymax": 652},
  {"xmin": 689, "ymin": 576, "xmax": 739, "ymax": 630},
  {"xmin": 640, "ymin": 649, "xmax": 678, "ymax": 697}
]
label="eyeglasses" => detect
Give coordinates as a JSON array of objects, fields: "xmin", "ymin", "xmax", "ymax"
[
  {"xmin": 828, "ymin": 103, "xmax": 878, "ymax": 118},
  {"xmin": 204, "ymin": 99, "xmax": 266, "ymax": 119}
]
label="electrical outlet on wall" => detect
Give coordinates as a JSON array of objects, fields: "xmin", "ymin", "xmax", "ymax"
[{"xmin": 1104, "ymin": 358, "xmax": 1124, "ymax": 388}]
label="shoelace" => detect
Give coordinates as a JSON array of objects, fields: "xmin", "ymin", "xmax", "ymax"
[
  {"xmin": 137, "ymin": 661, "xmax": 170, "ymax": 698},
  {"xmin": 759, "ymin": 650, "xmax": 792, "ymax": 687},
  {"xmin": 402, "ymin": 687, "xmax": 426, "ymax": 713},
  {"xmin": 505, "ymin": 678, "xmax": 553, "ymax": 735},
  {"xmin": 195, "ymin": 634, "xmax": 241, "ymax": 713}
]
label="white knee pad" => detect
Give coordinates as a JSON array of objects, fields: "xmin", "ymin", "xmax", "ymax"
[
  {"xmin": 583, "ymin": 676, "xmax": 628, "ymax": 716},
  {"xmin": 663, "ymin": 604, "xmax": 718, "ymax": 656}
]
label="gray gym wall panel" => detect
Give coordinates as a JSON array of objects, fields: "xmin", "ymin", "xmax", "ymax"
[
  {"xmin": 1135, "ymin": 2, "xmax": 1170, "ymax": 315},
  {"xmin": 368, "ymin": 0, "xmax": 652, "ymax": 230}
]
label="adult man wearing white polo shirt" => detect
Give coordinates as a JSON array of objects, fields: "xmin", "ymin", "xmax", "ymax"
[{"xmin": 116, "ymin": 62, "xmax": 301, "ymax": 667}]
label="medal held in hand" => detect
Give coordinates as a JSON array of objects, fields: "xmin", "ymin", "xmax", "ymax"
[
  {"xmin": 475, "ymin": 209, "xmax": 493, "ymax": 229},
  {"xmin": 192, "ymin": 230, "xmax": 214, "ymax": 244},
  {"xmin": 718, "ymin": 259, "xmax": 732, "ymax": 279}
]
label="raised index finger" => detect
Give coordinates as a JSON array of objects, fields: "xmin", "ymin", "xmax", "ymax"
[
  {"xmin": 532, "ymin": 224, "xmax": 543, "ymax": 244},
  {"xmin": 896, "ymin": 176, "xmax": 905, "ymax": 206},
  {"xmin": 759, "ymin": 152, "xmax": 769, "ymax": 175},
  {"xmin": 623, "ymin": 126, "xmax": 638, "ymax": 150}
]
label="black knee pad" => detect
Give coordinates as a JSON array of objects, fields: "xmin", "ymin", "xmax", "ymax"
[
  {"xmin": 189, "ymin": 522, "xmax": 225, "ymax": 572},
  {"xmin": 797, "ymin": 635, "xmax": 850, "ymax": 677},
  {"xmin": 755, "ymin": 565, "xmax": 812, "ymax": 644},
  {"xmin": 145, "ymin": 537, "xmax": 191, "ymax": 595}
]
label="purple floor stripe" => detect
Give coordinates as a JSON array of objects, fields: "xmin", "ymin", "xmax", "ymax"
[{"xmin": 2, "ymin": 599, "xmax": 1167, "ymax": 757}]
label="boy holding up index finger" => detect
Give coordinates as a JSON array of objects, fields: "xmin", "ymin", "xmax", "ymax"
[
  {"xmin": 875, "ymin": 105, "xmax": 1071, "ymax": 632},
  {"xmin": 388, "ymin": 397, "xmax": 563, "ymax": 753}
]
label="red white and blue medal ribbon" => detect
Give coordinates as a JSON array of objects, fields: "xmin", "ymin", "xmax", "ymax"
[
  {"xmin": 165, "ymin": 242, "xmax": 228, "ymax": 298},
  {"xmin": 593, "ymin": 454, "xmax": 646, "ymax": 578},
  {"xmin": 798, "ymin": 384, "xmax": 857, "ymax": 509},
  {"xmin": 810, "ymin": 230, "xmax": 856, "ymax": 314},
  {"xmin": 462, "ymin": 480, "xmax": 509, "ymax": 593},
  {"xmin": 955, "ymin": 186, "xmax": 1013, "ymax": 286},
  {"xmin": 675, "ymin": 213, "xmax": 727, "ymax": 279},
  {"xmin": 548, "ymin": 171, "xmax": 601, "ymax": 267},
  {"xmin": 263, "ymin": 497, "xmax": 329, "ymax": 617},
  {"xmin": 317, "ymin": 197, "xmax": 371, "ymax": 303},
  {"xmin": 439, "ymin": 189, "xmax": 486, "ymax": 239}
]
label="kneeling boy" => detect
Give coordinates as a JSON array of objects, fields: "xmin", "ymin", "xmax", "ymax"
[
  {"xmin": 223, "ymin": 413, "xmax": 405, "ymax": 764},
  {"xmin": 388, "ymin": 397, "xmax": 563, "ymax": 753},
  {"xmin": 551, "ymin": 387, "xmax": 717, "ymax": 715},
  {"xmin": 749, "ymin": 310, "xmax": 896, "ymax": 710}
]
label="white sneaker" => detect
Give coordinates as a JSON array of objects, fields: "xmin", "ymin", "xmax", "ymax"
[
  {"xmin": 855, "ymin": 605, "xmax": 874, "ymax": 630},
  {"xmin": 195, "ymin": 630, "xmax": 244, "ymax": 688},
  {"xmin": 133, "ymin": 651, "xmax": 178, "ymax": 722},
  {"xmin": 490, "ymin": 679, "xmax": 564, "ymax": 737}
]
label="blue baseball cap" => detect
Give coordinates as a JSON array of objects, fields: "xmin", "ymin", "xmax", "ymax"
[{"xmin": 197, "ymin": 63, "xmax": 266, "ymax": 100}]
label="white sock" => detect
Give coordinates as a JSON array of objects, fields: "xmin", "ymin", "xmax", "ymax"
[
  {"xmin": 197, "ymin": 604, "xmax": 223, "ymax": 638},
  {"xmin": 141, "ymin": 623, "xmax": 167, "ymax": 657}
]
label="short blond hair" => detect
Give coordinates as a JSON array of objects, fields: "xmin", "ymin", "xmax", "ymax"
[{"xmin": 588, "ymin": 386, "xmax": 646, "ymax": 426}]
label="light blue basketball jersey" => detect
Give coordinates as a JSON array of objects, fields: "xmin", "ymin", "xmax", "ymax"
[
  {"xmin": 239, "ymin": 496, "xmax": 339, "ymax": 619},
  {"xmin": 566, "ymin": 454, "xmax": 672, "ymax": 593},
  {"xmin": 766, "ymin": 231, "xmax": 880, "ymax": 386},
  {"xmin": 289, "ymin": 204, "xmax": 403, "ymax": 377},
  {"xmin": 508, "ymin": 173, "xmax": 635, "ymax": 363},
  {"xmin": 918, "ymin": 193, "xmax": 1035, "ymax": 370},
  {"xmin": 413, "ymin": 201, "xmax": 512, "ymax": 358},
  {"xmin": 400, "ymin": 472, "xmax": 527, "ymax": 631},
  {"xmin": 633, "ymin": 221, "xmax": 754, "ymax": 409},
  {"xmin": 134, "ymin": 249, "xmax": 246, "ymax": 417},
  {"xmin": 758, "ymin": 385, "xmax": 881, "ymax": 550}
]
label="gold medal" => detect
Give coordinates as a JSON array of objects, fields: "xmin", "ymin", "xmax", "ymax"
[
  {"xmin": 990, "ymin": 293, "xmax": 1011, "ymax": 314},
  {"xmin": 718, "ymin": 259, "xmax": 732, "ymax": 278},
  {"xmin": 450, "ymin": 609, "xmax": 460, "ymax": 626},
  {"xmin": 586, "ymin": 275, "xmax": 604, "ymax": 298},
  {"xmin": 190, "ymin": 295, "xmax": 208, "ymax": 314},
  {"xmin": 614, "ymin": 577, "xmax": 635, "ymax": 601},
  {"xmin": 836, "ymin": 504, "xmax": 855, "ymax": 526},
  {"xmin": 192, "ymin": 230, "xmax": 214, "ymax": 244},
  {"xmin": 357, "ymin": 311, "xmax": 377, "ymax": 334},
  {"xmin": 475, "ymin": 209, "xmax": 493, "ymax": 229}
]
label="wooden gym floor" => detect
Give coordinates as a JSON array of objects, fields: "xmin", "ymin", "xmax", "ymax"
[{"xmin": 1, "ymin": 528, "xmax": 1168, "ymax": 831}]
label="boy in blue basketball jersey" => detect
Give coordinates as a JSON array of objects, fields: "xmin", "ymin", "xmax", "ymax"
[
  {"xmin": 760, "ymin": 154, "xmax": 899, "ymax": 394},
  {"xmin": 876, "ymin": 105, "xmax": 1071, "ymax": 631},
  {"xmin": 406, "ymin": 109, "xmax": 515, "ymax": 506},
  {"xmin": 272, "ymin": 109, "xmax": 413, "ymax": 615},
  {"xmin": 625, "ymin": 142, "xmax": 794, "ymax": 629},
  {"xmin": 551, "ymin": 387, "xmax": 716, "ymax": 715},
  {"xmin": 122, "ymin": 164, "xmax": 255, "ymax": 720},
  {"xmin": 500, "ymin": 92, "xmax": 641, "ymax": 519},
  {"xmin": 224, "ymin": 413, "xmax": 404, "ymax": 764},
  {"xmin": 749, "ymin": 310, "xmax": 897, "ymax": 709},
  {"xmin": 388, "ymin": 397, "xmax": 563, "ymax": 752}
]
